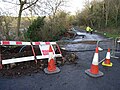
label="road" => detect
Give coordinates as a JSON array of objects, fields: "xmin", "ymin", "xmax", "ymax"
[{"xmin": 0, "ymin": 28, "xmax": 120, "ymax": 90}]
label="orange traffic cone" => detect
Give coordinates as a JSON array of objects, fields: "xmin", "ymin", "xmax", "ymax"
[
  {"xmin": 102, "ymin": 48, "xmax": 112, "ymax": 67},
  {"xmin": 44, "ymin": 45, "xmax": 60, "ymax": 74},
  {"xmin": 85, "ymin": 47, "xmax": 104, "ymax": 77}
]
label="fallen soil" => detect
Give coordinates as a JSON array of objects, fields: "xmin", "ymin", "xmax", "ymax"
[{"xmin": 0, "ymin": 45, "xmax": 77, "ymax": 77}]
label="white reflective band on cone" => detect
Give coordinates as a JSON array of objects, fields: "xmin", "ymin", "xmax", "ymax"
[
  {"xmin": 106, "ymin": 52, "xmax": 110, "ymax": 59},
  {"xmin": 48, "ymin": 52, "xmax": 54, "ymax": 62},
  {"xmin": 92, "ymin": 53, "xmax": 98, "ymax": 65}
]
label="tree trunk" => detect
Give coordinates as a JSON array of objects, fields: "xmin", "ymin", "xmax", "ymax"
[
  {"xmin": 104, "ymin": 0, "xmax": 110, "ymax": 27},
  {"xmin": 115, "ymin": 8, "xmax": 119, "ymax": 27},
  {"xmin": 16, "ymin": 4, "xmax": 24, "ymax": 40},
  {"xmin": 105, "ymin": 13, "xmax": 108, "ymax": 27}
]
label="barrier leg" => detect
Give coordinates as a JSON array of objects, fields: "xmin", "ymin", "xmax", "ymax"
[
  {"xmin": 30, "ymin": 42, "xmax": 37, "ymax": 63},
  {"xmin": 111, "ymin": 38, "xmax": 119, "ymax": 58},
  {"xmin": 0, "ymin": 46, "xmax": 2, "ymax": 69},
  {"xmin": 56, "ymin": 44, "xmax": 65, "ymax": 64}
]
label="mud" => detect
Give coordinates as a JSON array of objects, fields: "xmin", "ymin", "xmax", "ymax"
[{"xmin": 0, "ymin": 45, "xmax": 78, "ymax": 77}]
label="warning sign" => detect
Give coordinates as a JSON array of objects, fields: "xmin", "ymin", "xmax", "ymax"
[{"xmin": 39, "ymin": 45, "xmax": 54, "ymax": 56}]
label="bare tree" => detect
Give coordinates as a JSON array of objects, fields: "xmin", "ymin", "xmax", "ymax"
[
  {"xmin": 111, "ymin": 0, "xmax": 120, "ymax": 27},
  {"xmin": 42, "ymin": 0, "xmax": 67, "ymax": 23},
  {"xmin": 104, "ymin": 0, "xmax": 110, "ymax": 27},
  {"xmin": 0, "ymin": 12, "xmax": 14, "ymax": 40},
  {"xmin": 2, "ymin": 0, "xmax": 39, "ymax": 39},
  {"xmin": 16, "ymin": 0, "xmax": 39, "ymax": 39},
  {"xmin": 2, "ymin": 0, "xmax": 67, "ymax": 40}
]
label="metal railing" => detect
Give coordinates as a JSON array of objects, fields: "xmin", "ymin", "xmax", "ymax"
[{"xmin": 111, "ymin": 37, "xmax": 120, "ymax": 58}]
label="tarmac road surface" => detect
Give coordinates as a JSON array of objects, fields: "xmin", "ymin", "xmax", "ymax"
[{"xmin": 0, "ymin": 29, "xmax": 120, "ymax": 90}]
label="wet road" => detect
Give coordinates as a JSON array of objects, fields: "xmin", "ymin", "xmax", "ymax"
[{"xmin": 0, "ymin": 29, "xmax": 120, "ymax": 90}]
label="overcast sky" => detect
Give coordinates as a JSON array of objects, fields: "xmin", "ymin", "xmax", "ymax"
[
  {"xmin": 67, "ymin": 0, "xmax": 90, "ymax": 14},
  {"xmin": 0, "ymin": 0, "xmax": 92, "ymax": 16}
]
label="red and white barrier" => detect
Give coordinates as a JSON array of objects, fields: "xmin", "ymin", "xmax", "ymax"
[
  {"xmin": 0, "ymin": 41, "xmax": 31, "ymax": 45},
  {"xmin": 0, "ymin": 41, "xmax": 62, "ymax": 67},
  {"xmin": 0, "ymin": 41, "xmax": 56, "ymax": 45},
  {"xmin": 32, "ymin": 42, "xmax": 56, "ymax": 45}
]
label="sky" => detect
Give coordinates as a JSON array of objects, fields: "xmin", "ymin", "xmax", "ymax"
[
  {"xmin": 0, "ymin": 0, "xmax": 92, "ymax": 16},
  {"xmin": 66, "ymin": 0, "xmax": 86, "ymax": 14}
]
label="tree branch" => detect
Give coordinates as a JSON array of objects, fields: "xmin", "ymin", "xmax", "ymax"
[
  {"xmin": 54, "ymin": 1, "xmax": 62, "ymax": 14},
  {"xmin": 22, "ymin": 0, "xmax": 39, "ymax": 11},
  {"xmin": 19, "ymin": 0, "xmax": 21, "ymax": 3}
]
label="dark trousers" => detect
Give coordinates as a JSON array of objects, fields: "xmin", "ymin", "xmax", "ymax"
[
  {"xmin": 86, "ymin": 31, "xmax": 89, "ymax": 33},
  {"xmin": 90, "ymin": 31, "xmax": 93, "ymax": 34}
]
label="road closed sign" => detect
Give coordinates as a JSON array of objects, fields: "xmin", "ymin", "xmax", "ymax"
[{"xmin": 39, "ymin": 45, "xmax": 54, "ymax": 56}]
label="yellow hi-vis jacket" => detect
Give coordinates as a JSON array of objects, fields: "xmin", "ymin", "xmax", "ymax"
[{"xmin": 86, "ymin": 26, "xmax": 91, "ymax": 31}]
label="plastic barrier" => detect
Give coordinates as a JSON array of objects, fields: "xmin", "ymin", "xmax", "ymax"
[
  {"xmin": 0, "ymin": 41, "xmax": 62, "ymax": 67},
  {"xmin": 111, "ymin": 37, "xmax": 120, "ymax": 58},
  {"xmin": 96, "ymin": 37, "xmax": 119, "ymax": 64},
  {"xmin": 95, "ymin": 38, "xmax": 115, "ymax": 63}
]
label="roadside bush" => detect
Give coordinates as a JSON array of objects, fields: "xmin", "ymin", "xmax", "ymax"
[
  {"xmin": 26, "ymin": 11, "xmax": 69, "ymax": 41},
  {"xmin": 26, "ymin": 16, "xmax": 45, "ymax": 41}
]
